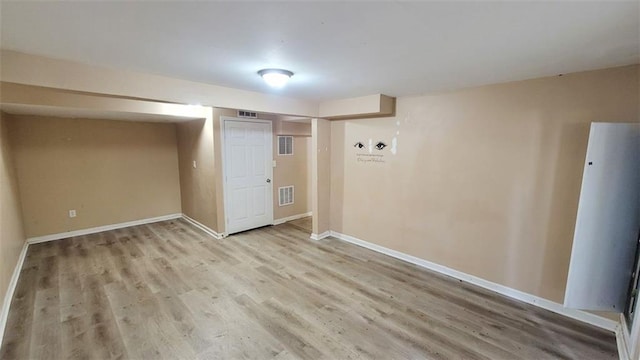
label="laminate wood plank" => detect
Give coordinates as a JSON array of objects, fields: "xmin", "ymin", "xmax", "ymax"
[
  {"xmin": 103, "ymin": 233, "xmax": 134, "ymax": 270},
  {"xmin": 155, "ymin": 288, "xmax": 213, "ymax": 354},
  {"xmin": 81, "ymin": 275, "xmax": 110, "ymax": 327},
  {"xmin": 253, "ymin": 265, "xmax": 334, "ymax": 310},
  {"xmin": 103, "ymin": 281, "xmax": 153, "ymax": 359},
  {"xmin": 301, "ymin": 245, "xmax": 511, "ymax": 357},
  {"xmin": 131, "ymin": 257, "xmax": 170, "ymax": 294},
  {"xmin": 57, "ymin": 238, "xmax": 74, "ymax": 259},
  {"xmin": 234, "ymin": 294, "xmax": 324, "ymax": 360},
  {"xmin": 59, "ymin": 271, "xmax": 86, "ymax": 322},
  {"xmin": 67, "ymin": 237, "xmax": 109, "ymax": 281},
  {"xmin": 35, "ymin": 255, "xmax": 58, "ymax": 291},
  {"xmin": 116, "ymin": 233, "xmax": 145, "ymax": 259},
  {"xmin": 148, "ymin": 222, "xmax": 192, "ymax": 257},
  {"xmin": 280, "ymin": 262, "xmax": 484, "ymax": 358},
  {"xmin": 105, "ymin": 279, "xmax": 194, "ymax": 359},
  {"xmin": 84, "ymin": 316, "xmax": 128, "ymax": 359},
  {"xmin": 139, "ymin": 224, "xmax": 177, "ymax": 260},
  {"xmin": 303, "ymin": 238, "xmax": 567, "ymax": 348},
  {"xmin": 260, "ymin": 298, "xmax": 361, "ymax": 360},
  {"xmin": 206, "ymin": 236, "xmax": 261, "ymax": 267},
  {"xmin": 127, "ymin": 225, "xmax": 168, "ymax": 260},
  {"xmin": 287, "ymin": 216, "xmax": 312, "ymax": 232},
  {"xmin": 177, "ymin": 290, "xmax": 227, "ymax": 338},
  {"xmin": 303, "ymin": 236, "xmax": 595, "ymax": 357},
  {"xmin": 28, "ymin": 252, "xmax": 61, "ymax": 358},
  {"xmin": 209, "ymin": 261, "xmax": 282, "ymax": 302},
  {"xmin": 241, "ymin": 225, "xmax": 620, "ymax": 353},
  {"xmin": 0, "ymin": 219, "xmax": 618, "ymax": 359},
  {"xmin": 29, "ymin": 287, "xmax": 61, "ymax": 359},
  {"xmin": 0, "ymin": 262, "xmax": 38, "ymax": 360},
  {"xmin": 196, "ymin": 295, "xmax": 290, "ymax": 359},
  {"xmin": 171, "ymin": 259, "xmax": 220, "ymax": 295},
  {"xmin": 60, "ymin": 315, "xmax": 92, "ymax": 360},
  {"xmin": 191, "ymin": 238, "xmax": 242, "ymax": 266},
  {"xmin": 151, "ymin": 257, "xmax": 192, "ymax": 295},
  {"xmin": 310, "ymin": 302, "xmax": 420, "ymax": 359}
]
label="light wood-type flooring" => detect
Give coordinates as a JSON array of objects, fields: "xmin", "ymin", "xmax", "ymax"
[
  {"xmin": 0, "ymin": 219, "xmax": 618, "ymax": 359},
  {"xmin": 287, "ymin": 216, "xmax": 312, "ymax": 233}
]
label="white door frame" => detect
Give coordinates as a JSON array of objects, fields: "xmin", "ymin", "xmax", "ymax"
[{"xmin": 220, "ymin": 116, "xmax": 274, "ymax": 235}]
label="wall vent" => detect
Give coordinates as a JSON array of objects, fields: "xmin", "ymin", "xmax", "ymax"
[
  {"xmin": 278, "ymin": 136, "xmax": 293, "ymax": 155},
  {"xmin": 279, "ymin": 186, "xmax": 294, "ymax": 206},
  {"xmin": 238, "ymin": 110, "xmax": 258, "ymax": 118}
]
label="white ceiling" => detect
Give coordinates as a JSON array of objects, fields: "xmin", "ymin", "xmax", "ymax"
[{"xmin": 1, "ymin": 1, "xmax": 638, "ymax": 101}]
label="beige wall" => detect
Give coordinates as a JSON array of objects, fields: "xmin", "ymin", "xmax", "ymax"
[
  {"xmin": 184, "ymin": 112, "xmax": 313, "ymax": 233},
  {"xmin": 275, "ymin": 120, "xmax": 312, "ymax": 137},
  {"xmin": 8, "ymin": 114, "xmax": 182, "ymax": 237},
  {"xmin": 306, "ymin": 139, "xmax": 313, "ymax": 214},
  {"xmin": 176, "ymin": 115, "xmax": 218, "ymax": 231},
  {"xmin": 319, "ymin": 94, "xmax": 395, "ymax": 119},
  {"xmin": 330, "ymin": 65, "xmax": 639, "ymax": 303},
  {"xmin": 273, "ymin": 134, "xmax": 311, "ymax": 220},
  {"xmin": 176, "ymin": 106, "xmax": 243, "ymax": 235},
  {"xmin": 273, "ymin": 119, "xmax": 312, "ymax": 220},
  {"xmin": 312, "ymin": 118, "xmax": 331, "ymax": 235},
  {"xmin": 0, "ymin": 112, "xmax": 26, "ymax": 309},
  {"xmin": 212, "ymin": 108, "xmax": 238, "ymax": 234}
]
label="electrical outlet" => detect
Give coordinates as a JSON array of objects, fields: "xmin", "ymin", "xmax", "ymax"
[
  {"xmin": 69, "ymin": 210, "xmax": 76, "ymax": 218},
  {"xmin": 193, "ymin": 160, "xmax": 197, "ymax": 168}
]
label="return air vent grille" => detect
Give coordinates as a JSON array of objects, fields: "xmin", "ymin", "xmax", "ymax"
[
  {"xmin": 279, "ymin": 186, "xmax": 294, "ymax": 206},
  {"xmin": 238, "ymin": 110, "xmax": 258, "ymax": 118},
  {"xmin": 278, "ymin": 136, "xmax": 293, "ymax": 155}
]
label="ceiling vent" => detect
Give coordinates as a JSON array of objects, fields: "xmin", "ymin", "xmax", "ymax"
[{"xmin": 238, "ymin": 110, "xmax": 258, "ymax": 119}]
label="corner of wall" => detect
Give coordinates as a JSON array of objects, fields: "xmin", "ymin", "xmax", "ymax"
[
  {"xmin": 175, "ymin": 109, "xmax": 220, "ymax": 234},
  {"xmin": 0, "ymin": 111, "xmax": 28, "ymax": 346},
  {"xmin": 311, "ymin": 118, "xmax": 331, "ymax": 235}
]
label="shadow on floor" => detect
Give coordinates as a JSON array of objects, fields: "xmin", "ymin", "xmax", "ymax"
[{"xmin": 286, "ymin": 216, "xmax": 311, "ymax": 233}]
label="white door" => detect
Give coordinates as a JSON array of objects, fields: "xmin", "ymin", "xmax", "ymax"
[
  {"xmin": 223, "ymin": 119, "xmax": 273, "ymax": 235},
  {"xmin": 565, "ymin": 122, "xmax": 640, "ymax": 311}
]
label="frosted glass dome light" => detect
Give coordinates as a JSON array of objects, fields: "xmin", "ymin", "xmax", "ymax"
[{"xmin": 258, "ymin": 69, "xmax": 293, "ymax": 88}]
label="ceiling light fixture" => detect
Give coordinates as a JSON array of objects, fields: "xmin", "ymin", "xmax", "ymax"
[{"xmin": 258, "ymin": 68, "xmax": 294, "ymax": 88}]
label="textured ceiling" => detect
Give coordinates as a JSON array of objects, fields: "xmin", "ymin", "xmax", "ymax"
[{"xmin": 1, "ymin": 1, "xmax": 638, "ymax": 101}]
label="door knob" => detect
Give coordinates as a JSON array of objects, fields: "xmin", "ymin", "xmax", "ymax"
[{"xmin": 266, "ymin": 178, "xmax": 271, "ymax": 183}]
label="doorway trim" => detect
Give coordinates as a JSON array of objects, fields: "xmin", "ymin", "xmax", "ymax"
[{"xmin": 220, "ymin": 116, "xmax": 274, "ymax": 235}]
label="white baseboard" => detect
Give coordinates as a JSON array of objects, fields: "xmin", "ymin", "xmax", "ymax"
[
  {"xmin": 181, "ymin": 214, "xmax": 223, "ymax": 239},
  {"xmin": 273, "ymin": 211, "xmax": 312, "ymax": 225},
  {"xmin": 26, "ymin": 213, "xmax": 183, "ymax": 244},
  {"xmin": 310, "ymin": 231, "xmax": 331, "ymax": 241},
  {"xmin": 329, "ymin": 230, "xmax": 618, "ymax": 333},
  {"xmin": 0, "ymin": 241, "xmax": 29, "ymax": 347}
]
